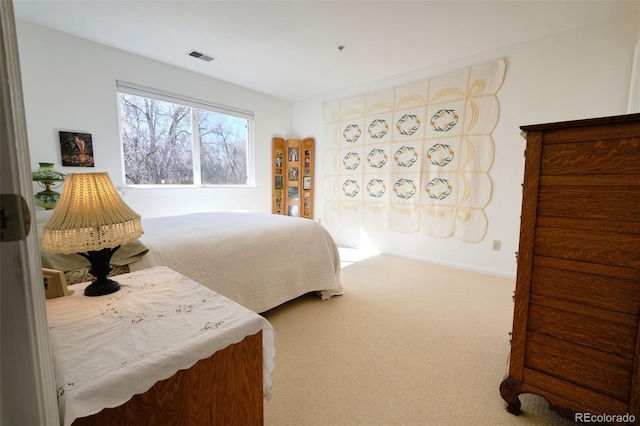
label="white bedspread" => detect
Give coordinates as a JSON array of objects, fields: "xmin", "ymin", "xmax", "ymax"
[
  {"xmin": 129, "ymin": 212, "xmax": 342, "ymax": 313},
  {"xmin": 47, "ymin": 266, "xmax": 275, "ymax": 426}
]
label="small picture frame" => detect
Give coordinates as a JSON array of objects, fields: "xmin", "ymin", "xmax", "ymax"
[
  {"xmin": 288, "ymin": 167, "xmax": 299, "ymax": 181},
  {"xmin": 42, "ymin": 268, "xmax": 74, "ymax": 299},
  {"xmin": 303, "ymin": 176, "xmax": 312, "ymax": 190},
  {"xmin": 59, "ymin": 131, "xmax": 95, "ymax": 167},
  {"xmin": 288, "ymin": 186, "xmax": 299, "ymax": 200},
  {"xmin": 275, "ymin": 175, "xmax": 283, "ymax": 190}
]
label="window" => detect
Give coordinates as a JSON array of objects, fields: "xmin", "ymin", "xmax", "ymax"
[{"xmin": 117, "ymin": 81, "xmax": 253, "ymax": 186}]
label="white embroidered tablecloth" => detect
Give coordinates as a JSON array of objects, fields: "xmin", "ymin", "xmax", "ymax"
[{"xmin": 46, "ymin": 266, "xmax": 275, "ymax": 426}]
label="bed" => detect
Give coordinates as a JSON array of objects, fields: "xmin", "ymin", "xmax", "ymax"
[{"xmin": 38, "ymin": 210, "xmax": 343, "ymax": 313}]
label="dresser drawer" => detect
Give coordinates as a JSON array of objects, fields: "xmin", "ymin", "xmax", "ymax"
[
  {"xmin": 530, "ymin": 265, "xmax": 640, "ymax": 316},
  {"xmin": 537, "ymin": 185, "xmax": 640, "ymax": 222},
  {"xmin": 527, "ymin": 303, "xmax": 637, "ymax": 359},
  {"xmin": 539, "ymin": 133, "xmax": 640, "ymax": 177},
  {"xmin": 521, "ymin": 368, "xmax": 631, "ymax": 417},
  {"xmin": 524, "ymin": 332, "xmax": 632, "ymax": 401},
  {"xmin": 534, "ymin": 227, "xmax": 640, "ymax": 269}
]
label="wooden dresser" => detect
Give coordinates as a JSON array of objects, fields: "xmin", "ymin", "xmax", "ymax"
[{"xmin": 500, "ymin": 114, "xmax": 640, "ymax": 424}]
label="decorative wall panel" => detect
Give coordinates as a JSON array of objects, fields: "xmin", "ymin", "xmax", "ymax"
[{"xmin": 323, "ymin": 59, "xmax": 505, "ymax": 242}]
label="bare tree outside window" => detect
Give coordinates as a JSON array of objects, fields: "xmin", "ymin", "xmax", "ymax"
[
  {"xmin": 119, "ymin": 91, "xmax": 251, "ymax": 186},
  {"xmin": 199, "ymin": 110, "xmax": 248, "ymax": 185}
]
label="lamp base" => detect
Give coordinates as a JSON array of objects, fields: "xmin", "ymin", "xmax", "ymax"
[
  {"xmin": 84, "ymin": 277, "xmax": 121, "ymax": 297},
  {"xmin": 78, "ymin": 246, "xmax": 122, "ymax": 297},
  {"xmin": 34, "ymin": 188, "xmax": 61, "ymax": 210}
]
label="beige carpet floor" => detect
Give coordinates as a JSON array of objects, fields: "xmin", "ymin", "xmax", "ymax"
[{"xmin": 262, "ymin": 254, "xmax": 576, "ymax": 426}]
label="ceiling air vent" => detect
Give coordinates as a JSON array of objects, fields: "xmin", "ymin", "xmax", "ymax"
[{"xmin": 187, "ymin": 50, "xmax": 215, "ymax": 62}]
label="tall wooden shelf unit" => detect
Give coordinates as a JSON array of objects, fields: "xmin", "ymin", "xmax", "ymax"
[
  {"xmin": 272, "ymin": 137, "xmax": 314, "ymax": 219},
  {"xmin": 500, "ymin": 114, "xmax": 640, "ymax": 424}
]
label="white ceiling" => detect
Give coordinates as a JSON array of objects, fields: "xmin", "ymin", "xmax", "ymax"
[{"xmin": 13, "ymin": 0, "xmax": 638, "ymax": 102}]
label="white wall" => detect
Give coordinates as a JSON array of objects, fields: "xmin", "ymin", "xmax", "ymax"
[
  {"xmin": 291, "ymin": 13, "xmax": 640, "ymax": 277},
  {"xmin": 16, "ymin": 20, "xmax": 292, "ymax": 218},
  {"xmin": 16, "ymin": 13, "xmax": 639, "ymax": 278}
]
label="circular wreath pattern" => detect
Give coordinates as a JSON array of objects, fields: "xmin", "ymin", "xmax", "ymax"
[
  {"xmin": 425, "ymin": 177, "xmax": 453, "ymax": 200},
  {"xmin": 426, "ymin": 143, "xmax": 454, "ymax": 167},
  {"xmin": 394, "ymin": 146, "xmax": 418, "ymax": 168},
  {"xmin": 366, "ymin": 179, "xmax": 387, "ymax": 198},
  {"xmin": 343, "ymin": 152, "xmax": 361, "ymax": 170},
  {"xmin": 368, "ymin": 119, "xmax": 389, "ymax": 139},
  {"xmin": 430, "ymin": 109, "xmax": 459, "ymax": 132},
  {"xmin": 343, "ymin": 124, "xmax": 362, "ymax": 143},
  {"xmin": 342, "ymin": 179, "xmax": 360, "ymax": 197},
  {"xmin": 393, "ymin": 178, "xmax": 417, "ymax": 199},
  {"xmin": 367, "ymin": 148, "xmax": 388, "ymax": 168},
  {"xmin": 396, "ymin": 114, "xmax": 421, "ymax": 136}
]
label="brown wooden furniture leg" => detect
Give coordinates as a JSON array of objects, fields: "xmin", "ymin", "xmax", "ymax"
[{"xmin": 499, "ymin": 377, "xmax": 522, "ymax": 415}]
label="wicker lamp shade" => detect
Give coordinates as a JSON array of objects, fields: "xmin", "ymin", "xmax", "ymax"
[{"xmin": 41, "ymin": 172, "xmax": 143, "ymax": 254}]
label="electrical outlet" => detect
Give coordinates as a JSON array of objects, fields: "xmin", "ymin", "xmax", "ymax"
[{"xmin": 492, "ymin": 240, "xmax": 501, "ymax": 251}]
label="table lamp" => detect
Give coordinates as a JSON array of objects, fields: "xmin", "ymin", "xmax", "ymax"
[
  {"xmin": 32, "ymin": 162, "xmax": 65, "ymax": 210},
  {"xmin": 40, "ymin": 172, "xmax": 143, "ymax": 296}
]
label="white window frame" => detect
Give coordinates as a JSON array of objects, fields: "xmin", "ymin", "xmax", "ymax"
[{"xmin": 116, "ymin": 81, "xmax": 255, "ymax": 188}]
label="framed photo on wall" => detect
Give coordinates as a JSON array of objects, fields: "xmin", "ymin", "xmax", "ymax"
[{"xmin": 59, "ymin": 131, "xmax": 95, "ymax": 167}]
